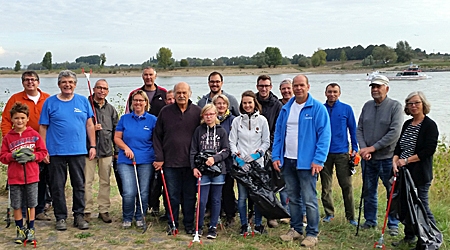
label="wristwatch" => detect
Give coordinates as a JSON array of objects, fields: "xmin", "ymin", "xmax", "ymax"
[
  {"xmin": 89, "ymin": 146, "xmax": 96, "ymax": 149},
  {"xmin": 404, "ymin": 158, "xmax": 408, "ymax": 165}
]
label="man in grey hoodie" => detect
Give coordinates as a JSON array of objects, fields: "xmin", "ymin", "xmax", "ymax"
[{"xmin": 356, "ymin": 75, "xmax": 402, "ymax": 236}]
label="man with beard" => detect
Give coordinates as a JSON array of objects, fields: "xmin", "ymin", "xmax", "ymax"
[{"xmin": 197, "ymin": 71, "xmax": 240, "ymax": 116}]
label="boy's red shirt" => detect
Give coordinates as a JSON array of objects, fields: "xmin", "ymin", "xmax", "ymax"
[{"xmin": 0, "ymin": 126, "xmax": 48, "ymax": 185}]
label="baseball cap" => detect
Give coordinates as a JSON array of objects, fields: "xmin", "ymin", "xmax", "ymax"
[{"xmin": 369, "ymin": 75, "xmax": 389, "ymax": 86}]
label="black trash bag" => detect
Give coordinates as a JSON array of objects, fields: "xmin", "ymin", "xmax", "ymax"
[
  {"xmin": 390, "ymin": 168, "xmax": 442, "ymax": 250},
  {"xmin": 263, "ymin": 150, "xmax": 286, "ymax": 193},
  {"xmin": 194, "ymin": 150, "xmax": 222, "ymax": 177},
  {"xmin": 231, "ymin": 161, "xmax": 290, "ymax": 219}
]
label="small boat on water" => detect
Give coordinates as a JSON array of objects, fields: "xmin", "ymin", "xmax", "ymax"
[
  {"xmin": 366, "ymin": 71, "xmax": 380, "ymax": 81},
  {"xmin": 388, "ymin": 64, "xmax": 430, "ymax": 81}
]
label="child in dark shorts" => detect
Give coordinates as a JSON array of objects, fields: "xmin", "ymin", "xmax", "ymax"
[{"xmin": 0, "ymin": 102, "xmax": 48, "ymax": 244}]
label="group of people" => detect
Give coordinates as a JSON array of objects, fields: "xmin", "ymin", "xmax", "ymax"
[{"xmin": 0, "ymin": 68, "xmax": 439, "ymax": 248}]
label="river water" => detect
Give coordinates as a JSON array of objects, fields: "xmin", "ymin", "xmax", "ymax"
[{"xmin": 0, "ymin": 72, "xmax": 448, "ymax": 139}]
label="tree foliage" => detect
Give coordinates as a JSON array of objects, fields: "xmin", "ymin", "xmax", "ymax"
[
  {"xmin": 76, "ymin": 55, "xmax": 101, "ymax": 65},
  {"xmin": 180, "ymin": 59, "xmax": 189, "ymax": 67},
  {"xmin": 100, "ymin": 53, "xmax": 106, "ymax": 68},
  {"xmin": 202, "ymin": 58, "xmax": 213, "ymax": 66},
  {"xmin": 372, "ymin": 45, "xmax": 397, "ymax": 64},
  {"xmin": 157, "ymin": 47, "xmax": 173, "ymax": 69},
  {"xmin": 395, "ymin": 40, "xmax": 414, "ymax": 63},
  {"xmin": 340, "ymin": 50, "xmax": 347, "ymax": 63},
  {"xmin": 362, "ymin": 55, "xmax": 374, "ymax": 66},
  {"xmin": 14, "ymin": 60, "xmax": 21, "ymax": 72},
  {"xmin": 311, "ymin": 49, "xmax": 327, "ymax": 67},
  {"xmin": 42, "ymin": 51, "xmax": 52, "ymax": 70},
  {"xmin": 251, "ymin": 51, "xmax": 266, "ymax": 68},
  {"xmin": 298, "ymin": 56, "xmax": 311, "ymax": 67},
  {"xmin": 264, "ymin": 47, "xmax": 282, "ymax": 68}
]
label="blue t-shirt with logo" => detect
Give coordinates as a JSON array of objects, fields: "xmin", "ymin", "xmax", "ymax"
[
  {"xmin": 116, "ymin": 112, "xmax": 157, "ymax": 165},
  {"xmin": 39, "ymin": 94, "xmax": 94, "ymax": 156}
]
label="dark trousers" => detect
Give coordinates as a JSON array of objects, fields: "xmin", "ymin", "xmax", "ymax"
[
  {"xmin": 49, "ymin": 155, "xmax": 86, "ymax": 220},
  {"xmin": 222, "ymin": 173, "xmax": 236, "ymax": 219},
  {"xmin": 149, "ymin": 171, "xmax": 163, "ymax": 211},
  {"xmin": 163, "ymin": 167, "xmax": 196, "ymax": 230}
]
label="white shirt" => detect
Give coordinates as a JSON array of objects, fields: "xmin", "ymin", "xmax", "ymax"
[
  {"xmin": 27, "ymin": 92, "xmax": 41, "ymax": 104},
  {"xmin": 284, "ymin": 101, "xmax": 305, "ymax": 159}
]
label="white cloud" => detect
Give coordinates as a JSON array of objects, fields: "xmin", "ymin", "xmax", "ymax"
[{"xmin": 0, "ymin": 47, "xmax": 5, "ymax": 56}]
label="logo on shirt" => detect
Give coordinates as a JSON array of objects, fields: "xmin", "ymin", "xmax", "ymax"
[
  {"xmin": 74, "ymin": 108, "xmax": 82, "ymax": 113},
  {"xmin": 143, "ymin": 126, "xmax": 150, "ymax": 130},
  {"xmin": 304, "ymin": 113, "xmax": 312, "ymax": 120}
]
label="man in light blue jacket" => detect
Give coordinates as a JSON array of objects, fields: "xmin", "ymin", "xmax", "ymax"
[{"xmin": 272, "ymin": 74, "xmax": 331, "ymax": 248}]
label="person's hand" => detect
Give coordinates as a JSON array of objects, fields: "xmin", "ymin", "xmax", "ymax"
[
  {"xmin": 396, "ymin": 158, "xmax": 407, "ymax": 167},
  {"xmin": 123, "ymin": 147, "xmax": 134, "ymax": 160},
  {"xmin": 244, "ymin": 150, "xmax": 263, "ymax": 162},
  {"xmin": 393, "ymin": 162, "xmax": 399, "ymax": 174},
  {"xmin": 95, "ymin": 124, "xmax": 103, "ymax": 131},
  {"xmin": 205, "ymin": 156, "xmax": 214, "ymax": 166},
  {"xmin": 13, "ymin": 148, "xmax": 36, "ymax": 164},
  {"xmin": 153, "ymin": 161, "xmax": 163, "ymax": 171},
  {"xmin": 311, "ymin": 162, "xmax": 322, "ymax": 176},
  {"xmin": 193, "ymin": 168, "xmax": 202, "ymax": 178},
  {"xmin": 233, "ymin": 155, "xmax": 246, "ymax": 167},
  {"xmin": 272, "ymin": 160, "xmax": 281, "ymax": 172},
  {"xmin": 88, "ymin": 148, "xmax": 96, "ymax": 160},
  {"xmin": 242, "ymin": 163, "xmax": 250, "ymax": 172},
  {"xmin": 359, "ymin": 146, "xmax": 375, "ymax": 160},
  {"xmin": 43, "ymin": 153, "xmax": 50, "ymax": 164}
]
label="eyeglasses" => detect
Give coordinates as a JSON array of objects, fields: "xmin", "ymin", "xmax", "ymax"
[
  {"xmin": 407, "ymin": 101, "xmax": 422, "ymax": 107},
  {"xmin": 23, "ymin": 78, "xmax": 38, "ymax": 82},
  {"xmin": 95, "ymin": 86, "xmax": 109, "ymax": 91},
  {"xmin": 257, "ymin": 85, "xmax": 272, "ymax": 88},
  {"xmin": 203, "ymin": 112, "xmax": 217, "ymax": 117},
  {"xmin": 132, "ymin": 99, "xmax": 146, "ymax": 103},
  {"xmin": 209, "ymin": 80, "xmax": 221, "ymax": 84}
]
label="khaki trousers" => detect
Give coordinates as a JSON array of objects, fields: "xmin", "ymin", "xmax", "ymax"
[{"xmin": 84, "ymin": 156, "xmax": 112, "ymax": 213}]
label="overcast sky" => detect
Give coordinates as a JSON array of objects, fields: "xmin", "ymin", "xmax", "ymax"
[{"xmin": 1, "ymin": 0, "xmax": 449, "ymax": 67}]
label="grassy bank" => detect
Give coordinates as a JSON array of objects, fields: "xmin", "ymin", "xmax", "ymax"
[{"xmin": 0, "ymin": 144, "xmax": 448, "ymax": 249}]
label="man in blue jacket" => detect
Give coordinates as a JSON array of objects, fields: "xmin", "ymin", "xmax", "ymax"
[
  {"xmin": 272, "ymin": 74, "xmax": 331, "ymax": 248},
  {"xmin": 320, "ymin": 83, "xmax": 358, "ymax": 226}
]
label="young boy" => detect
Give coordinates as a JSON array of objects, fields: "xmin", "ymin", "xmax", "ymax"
[{"xmin": 0, "ymin": 102, "xmax": 48, "ymax": 244}]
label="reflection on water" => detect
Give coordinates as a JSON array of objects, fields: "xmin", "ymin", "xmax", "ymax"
[{"xmin": 1, "ymin": 72, "xmax": 449, "ymax": 137}]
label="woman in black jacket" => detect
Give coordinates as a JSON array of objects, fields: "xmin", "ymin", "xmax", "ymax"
[{"xmin": 392, "ymin": 91, "xmax": 439, "ymax": 246}]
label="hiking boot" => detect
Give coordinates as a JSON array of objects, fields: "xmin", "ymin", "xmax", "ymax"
[
  {"xmin": 74, "ymin": 215, "xmax": 89, "ymax": 230},
  {"xmin": 98, "ymin": 212, "xmax": 112, "ymax": 223},
  {"xmin": 207, "ymin": 226, "xmax": 217, "ymax": 239},
  {"xmin": 280, "ymin": 228, "xmax": 303, "ymax": 241},
  {"xmin": 301, "ymin": 236, "xmax": 318, "ymax": 247},
  {"xmin": 36, "ymin": 212, "xmax": 51, "ymax": 221},
  {"xmin": 55, "ymin": 219, "xmax": 67, "ymax": 231},
  {"xmin": 240, "ymin": 224, "xmax": 248, "ymax": 236},
  {"xmin": 388, "ymin": 227, "xmax": 399, "ymax": 236},
  {"xmin": 267, "ymin": 219, "xmax": 279, "ymax": 228},
  {"xmin": 392, "ymin": 237, "xmax": 417, "ymax": 247},
  {"xmin": 254, "ymin": 225, "xmax": 267, "ymax": 234},
  {"xmin": 360, "ymin": 222, "xmax": 376, "ymax": 229},
  {"xmin": 84, "ymin": 213, "xmax": 91, "ymax": 222},
  {"xmin": 122, "ymin": 221, "xmax": 132, "ymax": 229},
  {"xmin": 136, "ymin": 220, "xmax": 144, "ymax": 228},
  {"xmin": 349, "ymin": 220, "xmax": 358, "ymax": 226},
  {"xmin": 26, "ymin": 227, "xmax": 36, "ymax": 242},
  {"xmin": 14, "ymin": 226, "xmax": 27, "ymax": 244},
  {"xmin": 322, "ymin": 215, "xmax": 334, "ymax": 222},
  {"xmin": 280, "ymin": 218, "xmax": 290, "ymax": 224}
]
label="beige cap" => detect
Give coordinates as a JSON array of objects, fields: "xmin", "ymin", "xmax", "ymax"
[{"xmin": 369, "ymin": 75, "xmax": 389, "ymax": 86}]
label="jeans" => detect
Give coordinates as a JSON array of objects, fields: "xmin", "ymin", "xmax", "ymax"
[
  {"xmin": 320, "ymin": 153, "xmax": 355, "ymax": 220},
  {"xmin": 85, "ymin": 156, "xmax": 112, "ymax": 213},
  {"xmin": 222, "ymin": 173, "xmax": 236, "ymax": 219},
  {"xmin": 198, "ymin": 175, "xmax": 224, "ymax": 228},
  {"xmin": 118, "ymin": 163, "xmax": 153, "ymax": 222},
  {"xmin": 404, "ymin": 181, "xmax": 436, "ymax": 238},
  {"xmin": 237, "ymin": 182, "xmax": 262, "ymax": 226},
  {"xmin": 362, "ymin": 159, "xmax": 399, "ymax": 228},
  {"xmin": 163, "ymin": 167, "xmax": 197, "ymax": 230},
  {"xmin": 49, "ymin": 155, "xmax": 86, "ymax": 220},
  {"xmin": 282, "ymin": 158, "xmax": 319, "ymax": 237}
]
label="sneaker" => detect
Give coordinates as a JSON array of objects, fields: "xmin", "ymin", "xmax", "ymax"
[
  {"xmin": 206, "ymin": 227, "xmax": 217, "ymax": 239},
  {"xmin": 26, "ymin": 227, "xmax": 36, "ymax": 242},
  {"xmin": 84, "ymin": 213, "xmax": 91, "ymax": 222},
  {"xmin": 322, "ymin": 215, "xmax": 334, "ymax": 222},
  {"xmin": 280, "ymin": 228, "xmax": 303, "ymax": 242},
  {"xmin": 36, "ymin": 212, "xmax": 51, "ymax": 221},
  {"xmin": 391, "ymin": 237, "xmax": 417, "ymax": 247},
  {"xmin": 254, "ymin": 225, "xmax": 267, "ymax": 234},
  {"xmin": 14, "ymin": 226, "xmax": 27, "ymax": 244},
  {"xmin": 122, "ymin": 221, "xmax": 132, "ymax": 229},
  {"xmin": 280, "ymin": 218, "xmax": 291, "ymax": 224},
  {"xmin": 136, "ymin": 220, "xmax": 144, "ymax": 228},
  {"xmin": 267, "ymin": 219, "xmax": 279, "ymax": 228},
  {"xmin": 360, "ymin": 222, "xmax": 376, "ymax": 229},
  {"xmin": 240, "ymin": 224, "xmax": 248, "ymax": 236},
  {"xmin": 55, "ymin": 219, "xmax": 67, "ymax": 231},
  {"xmin": 388, "ymin": 227, "xmax": 399, "ymax": 236},
  {"xmin": 301, "ymin": 236, "xmax": 318, "ymax": 247},
  {"xmin": 74, "ymin": 215, "xmax": 89, "ymax": 230},
  {"xmin": 98, "ymin": 212, "xmax": 112, "ymax": 223},
  {"xmin": 349, "ymin": 220, "xmax": 358, "ymax": 226}
]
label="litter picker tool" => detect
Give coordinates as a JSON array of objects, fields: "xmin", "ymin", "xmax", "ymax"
[
  {"xmin": 189, "ymin": 177, "xmax": 203, "ymax": 247},
  {"xmin": 132, "ymin": 157, "xmax": 147, "ymax": 234},
  {"xmin": 5, "ymin": 180, "xmax": 10, "ymax": 228},
  {"xmin": 374, "ymin": 174, "xmax": 397, "ymax": 249},
  {"xmin": 81, "ymin": 68, "xmax": 98, "ymax": 124},
  {"xmin": 160, "ymin": 169, "xmax": 178, "ymax": 236},
  {"xmin": 355, "ymin": 160, "xmax": 367, "ymax": 236}
]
